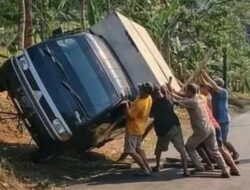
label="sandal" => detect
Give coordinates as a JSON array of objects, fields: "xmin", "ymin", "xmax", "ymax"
[
  {"xmin": 230, "ymin": 170, "xmax": 240, "ymax": 176},
  {"xmin": 183, "ymin": 172, "xmax": 190, "ymax": 177}
]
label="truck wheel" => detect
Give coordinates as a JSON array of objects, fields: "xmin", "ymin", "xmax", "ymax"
[
  {"xmin": 29, "ymin": 148, "xmax": 60, "ymax": 163},
  {"xmin": 0, "ymin": 83, "xmax": 5, "ymax": 92},
  {"xmin": 0, "ymin": 70, "xmax": 7, "ymax": 92}
]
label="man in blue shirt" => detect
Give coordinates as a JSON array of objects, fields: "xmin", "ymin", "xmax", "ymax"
[{"xmin": 202, "ymin": 72, "xmax": 239, "ymax": 160}]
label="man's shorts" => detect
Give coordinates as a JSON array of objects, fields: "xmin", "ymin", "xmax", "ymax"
[
  {"xmin": 155, "ymin": 126, "xmax": 185, "ymax": 154},
  {"xmin": 215, "ymin": 127, "xmax": 223, "ymax": 147},
  {"xmin": 219, "ymin": 122, "xmax": 229, "ymax": 142},
  {"xmin": 124, "ymin": 134, "xmax": 142, "ymax": 153}
]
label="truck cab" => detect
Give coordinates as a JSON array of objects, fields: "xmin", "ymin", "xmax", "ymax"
[{"xmin": 0, "ymin": 33, "xmax": 133, "ymax": 159}]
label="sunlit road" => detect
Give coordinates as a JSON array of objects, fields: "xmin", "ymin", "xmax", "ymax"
[{"xmin": 67, "ymin": 111, "xmax": 250, "ymax": 190}]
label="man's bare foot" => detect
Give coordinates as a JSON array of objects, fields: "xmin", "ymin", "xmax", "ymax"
[
  {"xmin": 147, "ymin": 167, "xmax": 153, "ymax": 173},
  {"xmin": 221, "ymin": 171, "xmax": 230, "ymax": 178},
  {"xmin": 230, "ymin": 169, "xmax": 240, "ymax": 176}
]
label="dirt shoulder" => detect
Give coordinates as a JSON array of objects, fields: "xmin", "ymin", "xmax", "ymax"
[{"xmin": 0, "ymin": 93, "xmax": 30, "ymax": 144}]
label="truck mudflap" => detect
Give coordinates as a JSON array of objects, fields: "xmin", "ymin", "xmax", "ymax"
[{"xmin": 90, "ymin": 11, "xmax": 180, "ymax": 91}]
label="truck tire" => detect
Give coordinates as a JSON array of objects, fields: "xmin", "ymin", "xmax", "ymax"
[
  {"xmin": 29, "ymin": 145, "xmax": 62, "ymax": 163},
  {"xmin": 30, "ymin": 149, "xmax": 56, "ymax": 163},
  {"xmin": 0, "ymin": 65, "xmax": 8, "ymax": 92},
  {"xmin": 0, "ymin": 83, "xmax": 5, "ymax": 92}
]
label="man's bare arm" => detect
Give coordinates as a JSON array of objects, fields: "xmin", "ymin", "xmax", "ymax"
[
  {"xmin": 165, "ymin": 77, "xmax": 186, "ymax": 97},
  {"xmin": 177, "ymin": 79, "xmax": 185, "ymax": 88},
  {"xmin": 169, "ymin": 91, "xmax": 185, "ymax": 101},
  {"xmin": 173, "ymin": 89, "xmax": 186, "ymax": 97},
  {"xmin": 202, "ymin": 71, "xmax": 222, "ymax": 92},
  {"xmin": 168, "ymin": 91, "xmax": 195, "ymax": 109}
]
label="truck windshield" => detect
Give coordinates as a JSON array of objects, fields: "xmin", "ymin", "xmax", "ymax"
[{"xmin": 28, "ymin": 36, "xmax": 119, "ymax": 119}]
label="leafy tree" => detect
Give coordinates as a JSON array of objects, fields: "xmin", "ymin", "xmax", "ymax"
[{"xmin": 0, "ymin": 0, "xmax": 250, "ymax": 91}]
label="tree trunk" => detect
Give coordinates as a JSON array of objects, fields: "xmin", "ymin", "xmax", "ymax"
[
  {"xmin": 106, "ymin": 0, "xmax": 111, "ymax": 13},
  {"xmin": 166, "ymin": 31, "xmax": 171, "ymax": 68},
  {"xmin": 18, "ymin": 0, "xmax": 24, "ymax": 50},
  {"xmin": 160, "ymin": 0, "xmax": 168, "ymax": 5},
  {"xmin": 39, "ymin": 0, "xmax": 45, "ymax": 41},
  {"xmin": 245, "ymin": 78, "xmax": 250, "ymax": 91},
  {"xmin": 161, "ymin": 30, "xmax": 171, "ymax": 69},
  {"xmin": 222, "ymin": 47, "xmax": 227, "ymax": 88},
  {"xmin": 79, "ymin": 0, "xmax": 86, "ymax": 30},
  {"xmin": 21, "ymin": 0, "xmax": 32, "ymax": 49}
]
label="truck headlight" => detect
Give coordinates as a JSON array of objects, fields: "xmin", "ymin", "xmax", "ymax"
[
  {"xmin": 19, "ymin": 56, "xmax": 29, "ymax": 71},
  {"xmin": 52, "ymin": 118, "xmax": 66, "ymax": 135}
]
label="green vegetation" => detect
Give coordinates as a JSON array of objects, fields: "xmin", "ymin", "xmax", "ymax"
[{"xmin": 0, "ymin": 0, "xmax": 250, "ymax": 92}]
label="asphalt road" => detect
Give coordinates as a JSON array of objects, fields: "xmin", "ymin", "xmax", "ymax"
[{"xmin": 67, "ymin": 111, "xmax": 250, "ymax": 190}]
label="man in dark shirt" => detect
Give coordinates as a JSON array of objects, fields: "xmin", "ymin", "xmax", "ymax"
[{"xmin": 144, "ymin": 84, "xmax": 188, "ymax": 176}]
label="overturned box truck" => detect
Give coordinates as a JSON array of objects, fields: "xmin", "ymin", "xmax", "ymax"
[{"xmin": 0, "ymin": 11, "xmax": 179, "ymax": 161}]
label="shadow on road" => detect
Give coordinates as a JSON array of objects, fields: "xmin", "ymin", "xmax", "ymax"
[
  {"xmin": 238, "ymin": 158, "xmax": 250, "ymax": 165},
  {"xmin": 0, "ymin": 142, "xmax": 129, "ymax": 188},
  {"xmin": 87, "ymin": 168, "xmax": 184, "ymax": 186},
  {"xmin": 1, "ymin": 142, "xmax": 249, "ymax": 188},
  {"xmin": 86, "ymin": 167, "xmax": 227, "ymax": 187}
]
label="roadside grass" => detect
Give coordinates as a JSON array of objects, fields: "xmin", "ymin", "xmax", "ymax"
[
  {"xmin": 0, "ymin": 158, "xmax": 25, "ymax": 190},
  {"xmin": 229, "ymin": 92, "xmax": 250, "ymax": 112},
  {"xmin": 231, "ymin": 92, "xmax": 250, "ymax": 100}
]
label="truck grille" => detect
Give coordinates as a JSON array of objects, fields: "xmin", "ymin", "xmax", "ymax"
[
  {"xmin": 23, "ymin": 70, "xmax": 40, "ymax": 90},
  {"xmin": 39, "ymin": 96, "xmax": 55, "ymax": 121},
  {"xmin": 23, "ymin": 67, "xmax": 55, "ymax": 121}
]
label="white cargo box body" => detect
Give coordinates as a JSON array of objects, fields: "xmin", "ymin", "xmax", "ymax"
[{"xmin": 90, "ymin": 11, "xmax": 180, "ymax": 91}]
